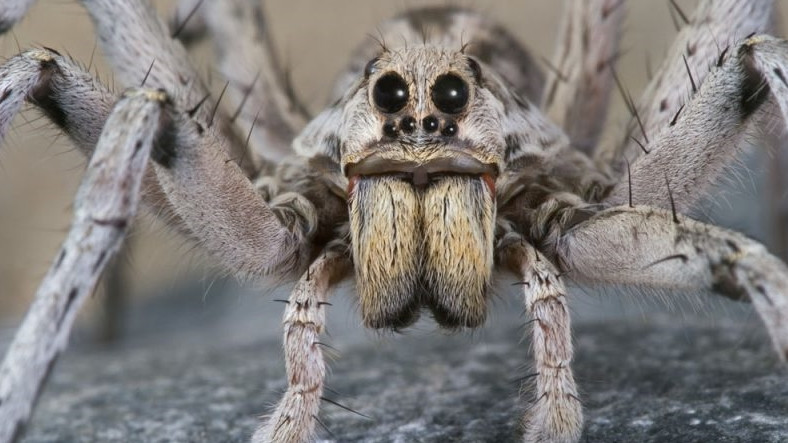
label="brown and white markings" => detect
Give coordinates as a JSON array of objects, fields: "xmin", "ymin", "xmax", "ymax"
[{"xmin": 0, "ymin": 0, "xmax": 787, "ymax": 442}]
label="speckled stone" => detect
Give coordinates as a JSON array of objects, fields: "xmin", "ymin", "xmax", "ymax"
[{"xmin": 17, "ymin": 307, "xmax": 788, "ymax": 443}]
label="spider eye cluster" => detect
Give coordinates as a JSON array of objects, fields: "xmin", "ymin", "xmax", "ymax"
[
  {"xmin": 368, "ymin": 67, "xmax": 468, "ymax": 139},
  {"xmin": 372, "ymin": 72, "xmax": 409, "ymax": 113},
  {"xmin": 431, "ymin": 74, "xmax": 468, "ymax": 114}
]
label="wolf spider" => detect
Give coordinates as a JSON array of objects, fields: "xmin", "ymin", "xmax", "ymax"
[{"xmin": 1, "ymin": 0, "xmax": 788, "ymax": 442}]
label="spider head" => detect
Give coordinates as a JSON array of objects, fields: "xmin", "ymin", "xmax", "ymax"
[
  {"xmin": 341, "ymin": 47, "xmax": 505, "ymax": 192},
  {"xmin": 335, "ymin": 47, "xmax": 507, "ymax": 330}
]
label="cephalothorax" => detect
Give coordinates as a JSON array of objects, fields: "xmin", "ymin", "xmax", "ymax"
[{"xmin": 1, "ymin": 0, "xmax": 788, "ymax": 442}]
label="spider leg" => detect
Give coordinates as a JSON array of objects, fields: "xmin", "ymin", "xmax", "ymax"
[
  {"xmin": 0, "ymin": 89, "xmax": 165, "ymax": 442},
  {"xmin": 80, "ymin": 0, "xmax": 259, "ymax": 175},
  {"xmin": 200, "ymin": 0, "xmax": 308, "ymax": 163},
  {"xmin": 542, "ymin": 0, "xmax": 624, "ymax": 155},
  {"xmin": 598, "ymin": 0, "xmax": 774, "ymax": 173},
  {"xmin": 0, "ymin": 48, "xmax": 311, "ymax": 277},
  {"xmin": 148, "ymin": 104, "xmax": 313, "ymax": 276},
  {"xmin": 557, "ymin": 206, "xmax": 788, "ymax": 360},
  {"xmin": 499, "ymin": 235, "xmax": 582, "ymax": 443},
  {"xmin": 79, "ymin": 0, "xmax": 314, "ymax": 276},
  {"xmin": 748, "ymin": 36, "xmax": 788, "ymax": 135},
  {"xmin": 0, "ymin": 49, "xmax": 112, "ymax": 151},
  {"xmin": 81, "ymin": 0, "xmax": 205, "ymax": 111},
  {"xmin": 169, "ymin": 0, "xmax": 308, "ymax": 163},
  {"xmin": 0, "ymin": 0, "xmax": 35, "ymax": 32},
  {"xmin": 604, "ymin": 35, "xmax": 788, "ymax": 213},
  {"xmin": 0, "ymin": 48, "xmax": 184, "ymax": 227},
  {"xmin": 253, "ymin": 249, "xmax": 351, "ymax": 443}
]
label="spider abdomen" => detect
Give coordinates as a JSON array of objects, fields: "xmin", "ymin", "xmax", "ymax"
[{"xmin": 350, "ymin": 175, "xmax": 495, "ymax": 329}]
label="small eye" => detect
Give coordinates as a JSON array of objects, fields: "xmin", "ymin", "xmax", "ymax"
[
  {"xmin": 467, "ymin": 57, "xmax": 482, "ymax": 83},
  {"xmin": 431, "ymin": 74, "xmax": 469, "ymax": 114},
  {"xmin": 372, "ymin": 72, "xmax": 409, "ymax": 113},
  {"xmin": 364, "ymin": 57, "xmax": 379, "ymax": 78}
]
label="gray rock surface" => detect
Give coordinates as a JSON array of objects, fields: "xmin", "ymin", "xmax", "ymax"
[{"xmin": 11, "ymin": 285, "xmax": 788, "ymax": 443}]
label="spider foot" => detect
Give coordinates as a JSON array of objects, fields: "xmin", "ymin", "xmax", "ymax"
[{"xmin": 523, "ymin": 371, "xmax": 583, "ymax": 443}]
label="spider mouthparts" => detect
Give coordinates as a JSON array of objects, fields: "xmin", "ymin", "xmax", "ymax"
[
  {"xmin": 344, "ymin": 153, "xmax": 498, "ymax": 191},
  {"xmin": 350, "ymin": 175, "xmax": 495, "ymax": 330},
  {"xmin": 347, "ymin": 175, "xmax": 359, "ymax": 196},
  {"xmin": 481, "ymin": 174, "xmax": 495, "ymax": 195}
]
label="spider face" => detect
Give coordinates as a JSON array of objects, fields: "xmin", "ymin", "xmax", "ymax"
[
  {"xmin": 342, "ymin": 48, "xmax": 504, "ymax": 183},
  {"xmin": 341, "ymin": 48, "xmax": 504, "ymax": 329}
]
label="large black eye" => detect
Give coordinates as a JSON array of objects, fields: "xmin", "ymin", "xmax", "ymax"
[
  {"xmin": 372, "ymin": 72, "xmax": 409, "ymax": 113},
  {"xmin": 431, "ymin": 74, "xmax": 469, "ymax": 114}
]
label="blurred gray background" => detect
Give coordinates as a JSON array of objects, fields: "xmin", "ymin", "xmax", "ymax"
[{"xmin": 0, "ymin": 0, "xmax": 785, "ymax": 349}]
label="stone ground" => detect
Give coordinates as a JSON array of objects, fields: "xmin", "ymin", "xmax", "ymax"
[{"xmin": 5, "ymin": 280, "xmax": 788, "ymax": 443}]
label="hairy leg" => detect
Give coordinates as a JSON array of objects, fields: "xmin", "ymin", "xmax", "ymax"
[
  {"xmin": 598, "ymin": 0, "xmax": 773, "ymax": 173},
  {"xmin": 0, "ymin": 48, "xmax": 185, "ymax": 231},
  {"xmin": 81, "ymin": 0, "xmax": 206, "ymax": 110},
  {"xmin": 499, "ymin": 235, "xmax": 582, "ymax": 443},
  {"xmin": 0, "ymin": 44, "xmax": 308, "ymax": 277},
  {"xmin": 81, "ymin": 0, "xmax": 257, "ymax": 175},
  {"xmin": 750, "ymin": 36, "xmax": 788, "ymax": 129},
  {"xmin": 200, "ymin": 0, "xmax": 308, "ymax": 163},
  {"xmin": 0, "ymin": 89, "xmax": 164, "ymax": 442},
  {"xmin": 149, "ymin": 102, "xmax": 312, "ymax": 276},
  {"xmin": 557, "ymin": 206, "xmax": 788, "ymax": 360},
  {"xmin": 169, "ymin": 0, "xmax": 308, "ymax": 162},
  {"xmin": 604, "ymin": 35, "xmax": 788, "ymax": 213},
  {"xmin": 253, "ymin": 250, "xmax": 350, "ymax": 443},
  {"xmin": 542, "ymin": 0, "xmax": 624, "ymax": 154},
  {"xmin": 0, "ymin": 49, "xmax": 112, "ymax": 151},
  {"xmin": 0, "ymin": 0, "xmax": 35, "ymax": 32},
  {"xmin": 78, "ymin": 0, "xmax": 314, "ymax": 276}
]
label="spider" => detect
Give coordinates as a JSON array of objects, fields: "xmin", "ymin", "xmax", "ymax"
[{"xmin": 1, "ymin": 0, "xmax": 788, "ymax": 442}]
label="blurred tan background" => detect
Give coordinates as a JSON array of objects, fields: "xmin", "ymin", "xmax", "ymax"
[{"xmin": 0, "ymin": 0, "xmax": 784, "ymax": 327}]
